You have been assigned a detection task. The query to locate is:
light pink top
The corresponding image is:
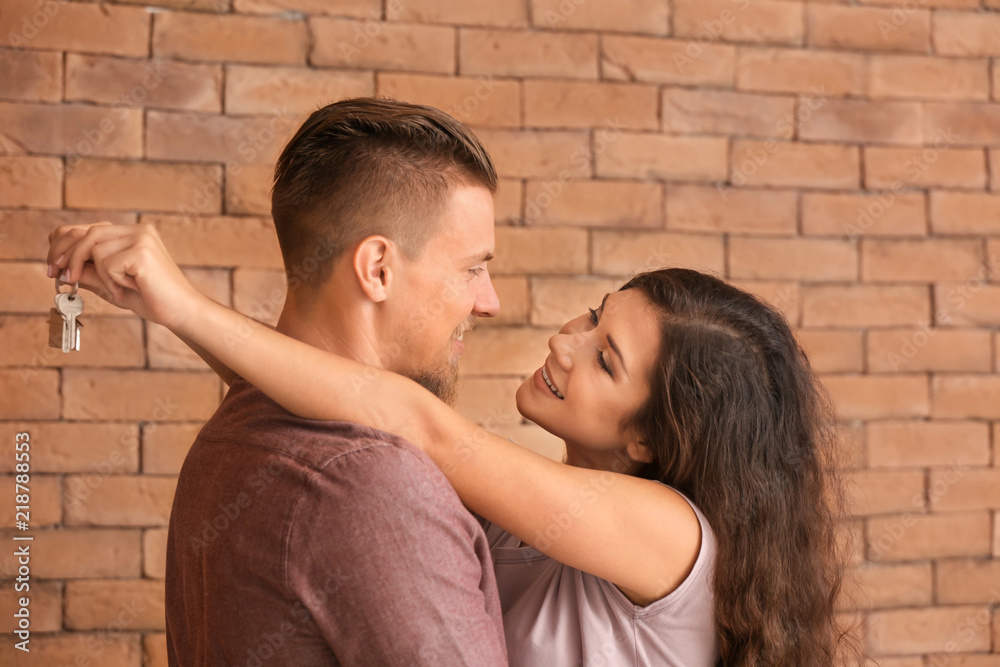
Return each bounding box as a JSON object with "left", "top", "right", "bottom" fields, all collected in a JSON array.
[{"left": 485, "top": 489, "right": 719, "bottom": 666}]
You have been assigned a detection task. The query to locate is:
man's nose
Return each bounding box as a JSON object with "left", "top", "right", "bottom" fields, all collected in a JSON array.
[{"left": 473, "top": 272, "right": 500, "bottom": 318}]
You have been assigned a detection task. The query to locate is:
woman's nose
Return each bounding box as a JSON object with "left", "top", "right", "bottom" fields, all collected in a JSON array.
[{"left": 548, "top": 331, "right": 582, "bottom": 371}]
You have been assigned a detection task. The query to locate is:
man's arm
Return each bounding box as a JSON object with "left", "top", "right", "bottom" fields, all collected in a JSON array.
[{"left": 285, "top": 442, "right": 507, "bottom": 666}]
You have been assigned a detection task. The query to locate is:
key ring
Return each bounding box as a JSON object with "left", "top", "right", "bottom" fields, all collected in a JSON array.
[{"left": 55, "top": 277, "right": 79, "bottom": 300}]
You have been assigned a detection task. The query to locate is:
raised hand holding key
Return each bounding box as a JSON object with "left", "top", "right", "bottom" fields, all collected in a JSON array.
[{"left": 48, "top": 279, "right": 84, "bottom": 353}]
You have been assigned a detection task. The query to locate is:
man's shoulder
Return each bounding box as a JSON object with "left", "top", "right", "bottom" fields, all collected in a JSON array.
[{"left": 197, "top": 376, "right": 425, "bottom": 471}]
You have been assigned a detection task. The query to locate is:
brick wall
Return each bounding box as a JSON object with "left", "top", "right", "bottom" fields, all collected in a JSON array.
[{"left": 0, "top": 0, "right": 999, "bottom": 663}]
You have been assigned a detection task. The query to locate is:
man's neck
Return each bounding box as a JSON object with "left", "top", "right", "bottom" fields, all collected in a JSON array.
[{"left": 275, "top": 299, "right": 385, "bottom": 370}]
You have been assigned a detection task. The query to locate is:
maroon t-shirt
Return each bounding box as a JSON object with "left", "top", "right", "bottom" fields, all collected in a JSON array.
[{"left": 165, "top": 377, "right": 507, "bottom": 666}]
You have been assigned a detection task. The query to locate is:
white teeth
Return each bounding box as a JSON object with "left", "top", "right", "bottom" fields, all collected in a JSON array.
[
  {"left": 456, "top": 331, "right": 464, "bottom": 341},
  {"left": 541, "top": 366, "right": 564, "bottom": 400}
]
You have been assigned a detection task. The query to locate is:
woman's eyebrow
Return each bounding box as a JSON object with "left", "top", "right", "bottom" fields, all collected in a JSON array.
[{"left": 598, "top": 293, "right": 628, "bottom": 376}]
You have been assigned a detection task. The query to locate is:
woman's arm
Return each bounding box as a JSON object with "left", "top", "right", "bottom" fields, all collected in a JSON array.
[{"left": 48, "top": 223, "right": 701, "bottom": 604}]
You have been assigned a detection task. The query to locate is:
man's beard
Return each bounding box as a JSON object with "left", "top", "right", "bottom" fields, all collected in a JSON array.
[{"left": 412, "top": 361, "right": 459, "bottom": 406}]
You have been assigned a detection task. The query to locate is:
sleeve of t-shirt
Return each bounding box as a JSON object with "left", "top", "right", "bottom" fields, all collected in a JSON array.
[{"left": 284, "top": 440, "right": 507, "bottom": 666}]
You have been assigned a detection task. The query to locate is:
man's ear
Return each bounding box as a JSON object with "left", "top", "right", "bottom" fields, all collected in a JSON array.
[{"left": 352, "top": 235, "right": 394, "bottom": 303}]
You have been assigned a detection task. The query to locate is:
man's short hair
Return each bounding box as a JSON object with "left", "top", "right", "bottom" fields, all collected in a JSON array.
[{"left": 271, "top": 97, "right": 498, "bottom": 290}]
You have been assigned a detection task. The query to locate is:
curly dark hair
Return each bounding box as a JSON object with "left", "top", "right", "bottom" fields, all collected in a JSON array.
[{"left": 620, "top": 268, "right": 861, "bottom": 666}]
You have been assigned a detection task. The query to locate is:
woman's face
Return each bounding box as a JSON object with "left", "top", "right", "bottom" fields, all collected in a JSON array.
[{"left": 515, "top": 288, "right": 663, "bottom": 471}]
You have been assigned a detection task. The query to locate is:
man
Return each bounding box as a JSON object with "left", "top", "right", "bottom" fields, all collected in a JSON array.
[{"left": 50, "top": 98, "right": 507, "bottom": 665}]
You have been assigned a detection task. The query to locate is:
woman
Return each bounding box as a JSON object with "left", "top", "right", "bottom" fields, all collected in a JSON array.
[{"left": 48, "top": 223, "right": 859, "bottom": 666}]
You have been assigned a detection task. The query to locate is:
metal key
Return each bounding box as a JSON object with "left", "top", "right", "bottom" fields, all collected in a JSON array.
[{"left": 54, "top": 292, "right": 84, "bottom": 353}]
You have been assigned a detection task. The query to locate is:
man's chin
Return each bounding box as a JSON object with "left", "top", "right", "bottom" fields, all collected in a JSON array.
[{"left": 412, "top": 363, "right": 459, "bottom": 406}]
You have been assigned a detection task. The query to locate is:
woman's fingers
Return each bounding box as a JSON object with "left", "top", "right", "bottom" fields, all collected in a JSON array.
[{"left": 48, "top": 222, "right": 138, "bottom": 282}]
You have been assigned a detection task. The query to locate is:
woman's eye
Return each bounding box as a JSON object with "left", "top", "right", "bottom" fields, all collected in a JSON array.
[
  {"left": 588, "top": 307, "right": 599, "bottom": 325},
  {"left": 597, "top": 350, "right": 612, "bottom": 376}
]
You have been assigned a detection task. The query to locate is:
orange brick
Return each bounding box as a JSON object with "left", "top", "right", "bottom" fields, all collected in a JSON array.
[
  {"left": 65, "top": 475, "right": 177, "bottom": 527},
  {"left": 992, "top": 150, "right": 1000, "bottom": 190},
  {"left": 863, "top": 239, "right": 984, "bottom": 283},
  {"left": 146, "top": 110, "right": 301, "bottom": 165},
  {"left": 731, "top": 140, "right": 859, "bottom": 189},
  {"left": 529, "top": 277, "right": 619, "bottom": 327},
  {"left": 1, "top": 315, "right": 144, "bottom": 368},
  {"left": 224, "top": 163, "right": 272, "bottom": 216},
  {"left": 592, "top": 231, "right": 725, "bottom": 277},
  {"left": 0, "top": 474, "right": 60, "bottom": 526},
  {"left": 802, "top": 286, "right": 929, "bottom": 328},
  {"left": 153, "top": 11, "right": 306, "bottom": 65},
  {"left": 65, "top": 579, "right": 165, "bottom": 631},
  {"left": 831, "top": 422, "right": 865, "bottom": 470},
  {"left": 462, "top": 326, "right": 552, "bottom": 375},
  {"left": 0, "top": 156, "right": 61, "bottom": 208},
  {"left": 31, "top": 528, "right": 142, "bottom": 578},
  {"left": 934, "top": 11, "right": 1000, "bottom": 56},
  {"left": 864, "top": 146, "right": 987, "bottom": 189},
  {"left": 475, "top": 129, "right": 590, "bottom": 179},
  {"left": 489, "top": 276, "right": 529, "bottom": 326},
  {"left": 924, "top": 102, "right": 1000, "bottom": 145},
  {"left": 0, "top": 581, "right": 60, "bottom": 633},
  {"left": 454, "top": 376, "right": 524, "bottom": 428},
  {"left": 673, "top": 0, "right": 803, "bottom": 45},
  {"left": 801, "top": 99, "right": 922, "bottom": 145},
  {"left": 531, "top": 0, "right": 669, "bottom": 34},
  {"left": 233, "top": 268, "right": 286, "bottom": 327},
  {"left": 378, "top": 73, "right": 520, "bottom": 128},
  {"left": 0, "top": 261, "right": 63, "bottom": 313},
  {"left": 0, "top": 48, "right": 61, "bottom": 102},
  {"left": 225, "top": 65, "right": 371, "bottom": 116},
  {"left": 838, "top": 518, "right": 865, "bottom": 565},
  {"left": 144, "top": 528, "right": 168, "bottom": 579},
  {"left": 844, "top": 469, "right": 925, "bottom": 515},
  {"left": 66, "top": 55, "right": 222, "bottom": 113},
  {"left": 802, "top": 192, "right": 926, "bottom": 238},
  {"left": 0, "top": 210, "right": 136, "bottom": 260},
  {"left": 729, "top": 281, "right": 799, "bottom": 325},
  {"left": 459, "top": 29, "right": 598, "bottom": 79},
  {"left": 62, "top": 369, "right": 220, "bottom": 421},
  {"left": 934, "top": 376, "right": 1000, "bottom": 419},
  {"left": 389, "top": 0, "right": 526, "bottom": 27},
  {"left": 310, "top": 18, "right": 454, "bottom": 74},
  {"left": 871, "top": 512, "right": 992, "bottom": 562},
  {"left": 494, "top": 178, "right": 523, "bottom": 225},
  {"left": 868, "top": 55, "right": 990, "bottom": 101},
  {"left": 145, "top": 214, "right": 283, "bottom": 268},
  {"left": 234, "top": 0, "right": 376, "bottom": 14},
  {"left": 868, "top": 328, "right": 991, "bottom": 373},
  {"left": 936, "top": 559, "right": 1000, "bottom": 604},
  {"left": 736, "top": 47, "right": 865, "bottom": 96},
  {"left": 144, "top": 633, "right": 168, "bottom": 667},
  {"left": 598, "top": 133, "right": 728, "bottom": 181},
  {"left": 821, "top": 375, "right": 929, "bottom": 420},
  {"left": 795, "top": 330, "right": 864, "bottom": 373},
  {"left": 147, "top": 323, "right": 208, "bottom": 370},
  {"left": 524, "top": 180, "right": 662, "bottom": 228},
  {"left": 66, "top": 160, "right": 223, "bottom": 214},
  {"left": 868, "top": 605, "right": 991, "bottom": 654},
  {"left": 0, "top": 633, "right": 140, "bottom": 667},
  {"left": 492, "top": 227, "right": 588, "bottom": 275},
  {"left": 931, "top": 468, "right": 1000, "bottom": 511},
  {"left": 524, "top": 81, "right": 658, "bottom": 131},
  {"left": 0, "top": 421, "right": 140, "bottom": 474},
  {"left": 602, "top": 35, "right": 735, "bottom": 87},
  {"left": 142, "top": 422, "right": 202, "bottom": 476},
  {"left": 728, "top": 237, "right": 857, "bottom": 281},
  {"left": 667, "top": 185, "right": 796, "bottom": 235},
  {"left": 661, "top": 87, "right": 795, "bottom": 138},
  {"left": 867, "top": 420, "right": 990, "bottom": 468},
  {"left": 0, "top": 368, "right": 58, "bottom": 419},
  {"left": 844, "top": 563, "right": 932, "bottom": 610},
  {"left": 0, "top": 101, "right": 143, "bottom": 159},
  {"left": 806, "top": 5, "right": 930, "bottom": 52},
  {"left": 0, "top": 0, "right": 149, "bottom": 57},
  {"left": 931, "top": 192, "right": 1000, "bottom": 234}
]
